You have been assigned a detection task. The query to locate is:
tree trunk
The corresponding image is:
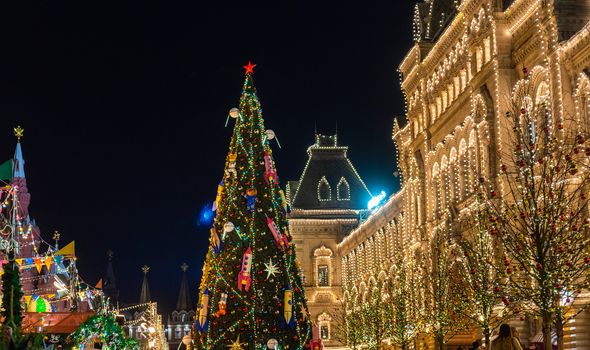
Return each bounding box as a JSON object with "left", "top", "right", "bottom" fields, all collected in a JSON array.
[
  {"left": 555, "top": 315, "right": 564, "bottom": 350},
  {"left": 542, "top": 312, "right": 553, "bottom": 350},
  {"left": 483, "top": 325, "right": 491, "bottom": 350},
  {"left": 436, "top": 333, "right": 444, "bottom": 350}
]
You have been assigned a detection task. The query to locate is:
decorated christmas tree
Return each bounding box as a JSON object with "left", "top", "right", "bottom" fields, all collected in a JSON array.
[{"left": 194, "top": 63, "right": 311, "bottom": 350}]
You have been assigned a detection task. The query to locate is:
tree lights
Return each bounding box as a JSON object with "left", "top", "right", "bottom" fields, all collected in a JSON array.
[{"left": 194, "top": 65, "right": 311, "bottom": 349}]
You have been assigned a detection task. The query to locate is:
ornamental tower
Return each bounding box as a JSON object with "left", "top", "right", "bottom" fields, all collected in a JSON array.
[{"left": 167, "top": 263, "right": 194, "bottom": 349}]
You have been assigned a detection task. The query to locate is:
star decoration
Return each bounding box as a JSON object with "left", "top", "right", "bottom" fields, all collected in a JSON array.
[
  {"left": 227, "top": 335, "right": 245, "bottom": 350},
  {"left": 264, "top": 258, "right": 278, "bottom": 278},
  {"left": 243, "top": 61, "right": 256, "bottom": 74}
]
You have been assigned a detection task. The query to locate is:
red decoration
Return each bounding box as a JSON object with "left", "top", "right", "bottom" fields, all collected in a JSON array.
[{"left": 243, "top": 61, "right": 256, "bottom": 74}]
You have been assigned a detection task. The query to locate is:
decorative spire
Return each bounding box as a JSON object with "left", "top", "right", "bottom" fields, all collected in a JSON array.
[
  {"left": 103, "top": 250, "right": 119, "bottom": 304},
  {"left": 12, "top": 126, "right": 25, "bottom": 179},
  {"left": 176, "top": 263, "right": 192, "bottom": 311},
  {"left": 140, "top": 265, "right": 151, "bottom": 303},
  {"left": 53, "top": 230, "right": 61, "bottom": 250},
  {"left": 13, "top": 125, "right": 24, "bottom": 140}
]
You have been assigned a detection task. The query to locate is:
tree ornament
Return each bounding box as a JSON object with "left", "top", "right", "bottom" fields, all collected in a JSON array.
[
  {"left": 210, "top": 228, "right": 223, "bottom": 255},
  {"left": 283, "top": 287, "right": 295, "bottom": 328},
  {"left": 243, "top": 61, "right": 256, "bottom": 74},
  {"left": 237, "top": 247, "right": 253, "bottom": 291},
  {"left": 229, "top": 107, "right": 240, "bottom": 119},
  {"left": 225, "top": 153, "right": 238, "bottom": 178},
  {"left": 213, "top": 179, "right": 224, "bottom": 211},
  {"left": 244, "top": 189, "right": 257, "bottom": 212},
  {"left": 195, "top": 288, "right": 210, "bottom": 332},
  {"left": 267, "top": 339, "right": 279, "bottom": 349},
  {"left": 263, "top": 151, "right": 278, "bottom": 184},
  {"left": 267, "top": 216, "right": 289, "bottom": 249},
  {"left": 224, "top": 221, "right": 235, "bottom": 233},
  {"left": 216, "top": 292, "right": 228, "bottom": 317},
  {"left": 228, "top": 335, "right": 246, "bottom": 350},
  {"left": 264, "top": 258, "right": 279, "bottom": 278}
]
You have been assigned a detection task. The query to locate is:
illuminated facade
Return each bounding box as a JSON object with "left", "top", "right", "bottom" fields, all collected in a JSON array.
[
  {"left": 338, "top": 0, "right": 590, "bottom": 348},
  {"left": 287, "top": 134, "right": 372, "bottom": 348}
]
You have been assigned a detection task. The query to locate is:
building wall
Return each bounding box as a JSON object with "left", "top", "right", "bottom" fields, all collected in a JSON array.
[
  {"left": 289, "top": 212, "right": 360, "bottom": 348},
  {"left": 336, "top": 0, "right": 590, "bottom": 349}
]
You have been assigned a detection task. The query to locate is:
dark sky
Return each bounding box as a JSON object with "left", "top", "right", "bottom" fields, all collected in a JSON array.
[{"left": 0, "top": 0, "right": 414, "bottom": 315}]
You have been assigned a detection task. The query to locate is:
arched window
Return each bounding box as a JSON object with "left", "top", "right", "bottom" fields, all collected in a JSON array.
[
  {"left": 318, "top": 176, "right": 331, "bottom": 201},
  {"left": 337, "top": 177, "right": 350, "bottom": 201},
  {"left": 314, "top": 246, "right": 333, "bottom": 287},
  {"left": 318, "top": 313, "right": 332, "bottom": 340}
]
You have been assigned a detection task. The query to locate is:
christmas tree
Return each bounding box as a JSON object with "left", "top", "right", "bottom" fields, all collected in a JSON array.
[{"left": 195, "top": 62, "right": 311, "bottom": 350}]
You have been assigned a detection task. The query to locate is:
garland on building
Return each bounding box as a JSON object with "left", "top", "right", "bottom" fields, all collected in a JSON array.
[{"left": 194, "top": 63, "right": 311, "bottom": 349}]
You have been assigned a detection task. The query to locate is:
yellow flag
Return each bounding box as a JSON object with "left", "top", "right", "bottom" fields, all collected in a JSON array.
[
  {"left": 55, "top": 241, "right": 75, "bottom": 257},
  {"left": 15, "top": 258, "right": 24, "bottom": 266},
  {"left": 24, "top": 295, "right": 32, "bottom": 305}
]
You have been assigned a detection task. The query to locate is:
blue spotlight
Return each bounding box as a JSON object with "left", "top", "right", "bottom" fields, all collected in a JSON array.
[
  {"left": 367, "top": 191, "right": 386, "bottom": 211},
  {"left": 198, "top": 202, "right": 215, "bottom": 227}
]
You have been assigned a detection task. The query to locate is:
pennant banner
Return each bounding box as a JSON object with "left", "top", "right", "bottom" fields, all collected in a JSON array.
[{"left": 55, "top": 241, "right": 75, "bottom": 257}]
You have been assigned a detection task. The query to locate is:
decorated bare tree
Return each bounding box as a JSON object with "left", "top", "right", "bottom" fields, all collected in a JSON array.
[
  {"left": 361, "top": 276, "right": 389, "bottom": 350},
  {"left": 423, "top": 232, "right": 469, "bottom": 350},
  {"left": 334, "top": 288, "right": 365, "bottom": 350},
  {"left": 478, "top": 68, "right": 590, "bottom": 350},
  {"left": 383, "top": 259, "right": 421, "bottom": 350},
  {"left": 453, "top": 208, "right": 512, "bottom": 350}
]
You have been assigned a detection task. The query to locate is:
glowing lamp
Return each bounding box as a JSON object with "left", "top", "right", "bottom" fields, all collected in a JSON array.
[{"left": 367, "top": 191, "right": 386, "bottom": 210}]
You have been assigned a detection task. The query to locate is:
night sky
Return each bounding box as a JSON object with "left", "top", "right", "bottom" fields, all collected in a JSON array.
[{"left": 0, "top": 1, "right": 414, "bottom": 315}]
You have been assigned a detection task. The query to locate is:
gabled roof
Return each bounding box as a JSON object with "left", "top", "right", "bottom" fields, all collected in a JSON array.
[
  {"left": 413, "top": 0, "right": 459, "bottom": 42},
  {"left": 289, "top": 134, "right": 371, "bottom": 210}
]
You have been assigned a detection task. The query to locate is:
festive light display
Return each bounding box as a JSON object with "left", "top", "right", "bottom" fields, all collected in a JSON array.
[
  {"left": 195, "top": 65, "right": 311, "bottom": 349},
  {"left": 454, "top": 204, "right": 511, "bottom": 350},
  {"left": 71, "top": 311, "right": 138, "bottom": 349},
  {"left": 476, "top": 68, "right": 590, "bottom": 350}
]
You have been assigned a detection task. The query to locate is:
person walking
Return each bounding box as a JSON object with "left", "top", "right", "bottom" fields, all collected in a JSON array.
[{"left": 492, "top": 324, "right": 523, "bottom": 350}]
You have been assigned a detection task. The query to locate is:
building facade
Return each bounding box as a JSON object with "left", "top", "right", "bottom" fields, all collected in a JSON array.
[
  {"left": 337, "top": 0, "right": 590, "bottom": 349},
  {"left": 287, "top": 134, "right": 372, "bottom": 348}
]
